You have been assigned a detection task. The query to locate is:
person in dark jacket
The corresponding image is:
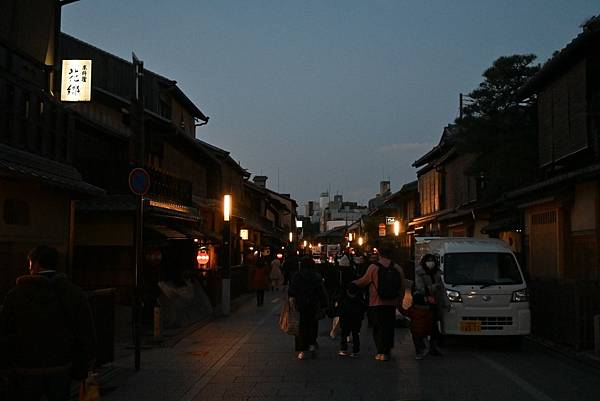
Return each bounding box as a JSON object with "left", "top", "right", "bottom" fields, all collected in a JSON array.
[
  {"left": 337, "top": 282, "right": 366, "bottom": 357},
  {"left": 0, "top": 245, "right": 96, "bottom": 401},
  {"left": 412, "top": 253, "right": 449, "bottom": 359},
  {"left": 288, "top": 257, "right": 328, "bottom": 360},
  {"left": 251, "top": 259, "right": 270, "bottom": 307}
]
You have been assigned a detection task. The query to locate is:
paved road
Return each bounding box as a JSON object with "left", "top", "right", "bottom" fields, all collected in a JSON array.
[{"left": 101, "top": 291, "right": 600, "bottom": 401}]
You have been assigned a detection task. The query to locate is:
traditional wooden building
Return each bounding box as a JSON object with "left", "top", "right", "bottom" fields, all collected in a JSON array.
[
  {"left": 0, "top": 4, "right": 103, "bottom": 300},
  {"left": 410, "top": 125, "right": 488, "bottom": 237},
  {"left": 505, "top": 17, "right": 600, "bottom": 350},
  {"left": 58, "top": 34, "right": 218, "bottom": 307}
]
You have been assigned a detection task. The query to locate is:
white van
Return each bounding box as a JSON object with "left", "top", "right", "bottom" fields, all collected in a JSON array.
[{"left": 415, "top": 237, "right": 530, "bottom": 339}]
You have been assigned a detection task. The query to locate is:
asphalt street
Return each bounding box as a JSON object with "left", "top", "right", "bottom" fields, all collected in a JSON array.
[{"left": 100, "top": 291, "right": 600, "bottom": 401}]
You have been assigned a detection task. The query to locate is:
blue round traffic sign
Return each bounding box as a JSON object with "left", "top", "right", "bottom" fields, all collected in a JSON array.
[{"left": 129, "top": 168, "right": 151, "bottom": 196}]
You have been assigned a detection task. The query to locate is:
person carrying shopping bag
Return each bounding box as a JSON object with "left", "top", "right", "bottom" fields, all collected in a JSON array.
[
  {"left": 288, "top": 257, "right": 328, "bottom": 360},
  {"left": 412, "top": 253, "right": 449, "bottom": 359}
]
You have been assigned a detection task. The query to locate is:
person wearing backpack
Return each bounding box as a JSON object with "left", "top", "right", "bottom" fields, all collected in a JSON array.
[
  {"left": 353, "top": 243, "right": 405, "bottom": 361},
  {"left": 0, "top": 245, "right": 96, "bottom": 401},
  {"left": 288, "top": 256, "right": 328, "bottom": 359}
]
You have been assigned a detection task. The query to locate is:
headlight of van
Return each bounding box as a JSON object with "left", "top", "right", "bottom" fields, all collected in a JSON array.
[
  {"left": 446, "top": 289, "right": 462, "bottom": 303},
  {"left": 511, "top": 289, "right": 529, "bottom": 302}
]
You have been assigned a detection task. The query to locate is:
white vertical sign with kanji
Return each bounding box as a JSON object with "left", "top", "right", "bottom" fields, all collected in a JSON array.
[{"left": 60, "top": 60, "right": 92, "bottom": 102}]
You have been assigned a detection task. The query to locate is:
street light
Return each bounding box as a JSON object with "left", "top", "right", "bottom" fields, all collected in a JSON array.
[
  {"left": 358, "top": 237, "right": 364, "bottom": 247},
  {"left": 394, "top": 220, "right": 400, "bottom": 236},
  {"left": 289, "top": 231, "right": 293, "bottom": 243},
  {"left": 223, "top": 194, "right": 231, "bottom": 222},
  {"left": 222, "top": 194, "right": 232, "bottom": 315}
]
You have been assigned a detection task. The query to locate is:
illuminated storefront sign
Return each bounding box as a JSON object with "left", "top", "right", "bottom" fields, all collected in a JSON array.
[
  {"left": 61, "top": 60, "right": 92, "bottom": 102},
  {"left": 240, "top": 229, "right": 249, "bottom": 240}
]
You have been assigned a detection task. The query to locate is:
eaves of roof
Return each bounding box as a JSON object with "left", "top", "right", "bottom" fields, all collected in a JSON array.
[
  {"left": 412, "top": 126, "right": 458, "bottom": 168},
  {"left": 61, "top": 33, "right": 209, "bottom": 122},
  {"left": 263, "top": 186, "right": 298, "bottom": 208},
  {"left": 518, "top": 16, "right": 600, "bottom": 98},
  {"left": 194, "top": 139, "right": 249, "bottom": 177},
  {"left": 0, "top": 144, "right": 104, "bottom": 196}
]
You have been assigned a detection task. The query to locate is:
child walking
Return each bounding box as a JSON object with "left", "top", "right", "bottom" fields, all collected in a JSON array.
[{"left": 338, "top": 283, "right": 367, "bottom": 357}]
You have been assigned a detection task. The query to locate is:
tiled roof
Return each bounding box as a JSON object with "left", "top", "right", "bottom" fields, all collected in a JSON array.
[
  {"left": 518, "top": 15, "right": 600, "bottom": 97},
  {"left": 0, "top": 144, "right": 104, "bottom": 195}
]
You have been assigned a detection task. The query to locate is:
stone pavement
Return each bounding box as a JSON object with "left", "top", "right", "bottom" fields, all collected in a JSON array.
[
  {"left": 99, "top": 290, "right": 424, "bottom": 401},
  {"left": 98, "top": 290, "right": 600, "bottom": 401}
]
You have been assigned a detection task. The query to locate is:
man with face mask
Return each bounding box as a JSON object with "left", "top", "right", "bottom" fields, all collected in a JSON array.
[{"left": 412, "top": 253, "right": 448, "bottom": 360}]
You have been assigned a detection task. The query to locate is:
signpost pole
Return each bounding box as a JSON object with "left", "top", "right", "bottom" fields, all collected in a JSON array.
[
  {"left": 134, "top": 195, "right": 143, "bottom": 371},
  {"left": 129, "top": 168, "right": 149, "bottom": 371},
  {"left": 132, "top": 53, "right": 145, "bottom": 371}
]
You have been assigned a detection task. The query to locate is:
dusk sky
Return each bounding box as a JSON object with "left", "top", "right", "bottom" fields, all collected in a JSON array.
[{"left": 62, "top": 1, "right": 598, "bottom": 210}]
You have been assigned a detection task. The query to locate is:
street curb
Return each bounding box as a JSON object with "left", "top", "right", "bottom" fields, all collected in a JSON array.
[{"left": 525, "top": 336, "right": 600, "bottom": 370}]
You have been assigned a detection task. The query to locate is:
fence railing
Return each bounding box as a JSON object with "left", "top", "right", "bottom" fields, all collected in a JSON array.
[{"left": 529, "top": 279, "right": 600, "bottom": 351}]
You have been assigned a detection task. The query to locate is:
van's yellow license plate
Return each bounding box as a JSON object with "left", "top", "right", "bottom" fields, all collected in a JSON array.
[{"left": 460, "top": 321, "right": 481, "bottom": 332}]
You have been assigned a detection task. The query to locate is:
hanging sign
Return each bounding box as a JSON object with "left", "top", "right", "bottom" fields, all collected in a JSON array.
[
  {"left": 61, "top": 60, "right": 92, "bottom": 102},
  {"left": 379, "top": 223, "right": 386, "bottom": 237},
  {"left": 386, "top": 216, "right": 396, "bottom": 225},
  {"left": 240, "top": 229, "right": 249, "bottom": 240}
]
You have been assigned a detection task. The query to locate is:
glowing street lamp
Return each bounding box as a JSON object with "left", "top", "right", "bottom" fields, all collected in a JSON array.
[
  {"left": 223, "top": 194, "right": 231, "bottom": 222},
  {"left": 393, "top": 220, "right": 400, "bottom": 236},
  {"left": 222, "top": 194, "right": 232, "bottom": 315},
  {"left": 358, "top": 237, "right": 364, "bottom": 247},
  {"left": 289, "top": 231, "right": 293, "bottom": 243}
]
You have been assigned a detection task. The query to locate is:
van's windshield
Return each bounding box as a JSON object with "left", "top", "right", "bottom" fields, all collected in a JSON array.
[{"left": 443, "top": 252, "right": 523, "bottom": 286}]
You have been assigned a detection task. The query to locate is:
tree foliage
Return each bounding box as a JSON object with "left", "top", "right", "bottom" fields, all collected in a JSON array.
[{"left": 456, "top": 54, "right": 540, "bottom": 200}]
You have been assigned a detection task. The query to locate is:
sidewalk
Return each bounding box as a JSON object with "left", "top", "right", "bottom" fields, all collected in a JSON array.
[
  {"left": 97, "top": 290, "right": 422, "bottom": 401},
  {"left": 525, "top": 336, "right": 600, "bottom": 370}
]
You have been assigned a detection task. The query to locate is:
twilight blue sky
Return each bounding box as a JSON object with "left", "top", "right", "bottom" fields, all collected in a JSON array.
[{"left": 62, "top": 0, "right": 598, "bottom": 209}]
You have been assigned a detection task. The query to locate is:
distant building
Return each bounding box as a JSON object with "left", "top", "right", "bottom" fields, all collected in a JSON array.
[
  {"left": 302, "top": 192, "right": 367, "bottom": 238},
  {"left": 368, "top": 181, "right": 392, "bottom": 211}
]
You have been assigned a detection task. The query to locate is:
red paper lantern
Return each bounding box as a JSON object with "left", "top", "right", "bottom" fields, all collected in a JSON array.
[{"left": 197, "top": 249, "right": 210, "bottom": 266}]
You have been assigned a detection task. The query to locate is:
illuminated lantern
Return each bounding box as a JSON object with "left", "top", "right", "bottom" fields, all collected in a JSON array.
[
  {"left": 197, "top": 248, "right": 210, "bottom": 267},
  {"left": 276, "top": 252, "right": 283, "bottom": 259}
]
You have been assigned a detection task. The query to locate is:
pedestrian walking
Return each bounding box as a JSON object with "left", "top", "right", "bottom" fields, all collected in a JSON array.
[
  {"left": 336, "top": 253, "right": 366, "bottom": 356},
  {"left": 269, "top": 257, "right": 284, "bottom": 291},
  {"left": 0, "top": 245, "right": 96, "bottom": 401},
  {"left": 282, "top": 252, "right": 297, "bottom": 286},
  {"left": 288, "top": 256, "right": 328, "bottom": 360},
  {"left": 251, "top": 259, "right": 270, "bottom": 307},
  {"left": 353, "top": 244, "right": 405, "bottom": 361},
  {"left": 412, "top": 253, "right": 448, "bottom": 359}
]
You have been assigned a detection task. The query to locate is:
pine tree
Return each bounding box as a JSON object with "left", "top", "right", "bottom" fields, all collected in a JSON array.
[{"left": 456, "top": 54, "right": 540, "bottom": 200}]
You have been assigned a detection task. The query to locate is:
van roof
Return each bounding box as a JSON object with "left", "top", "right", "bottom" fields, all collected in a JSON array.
[{"left": 416, "top": 237, "right": 512, "bottom": 254}]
